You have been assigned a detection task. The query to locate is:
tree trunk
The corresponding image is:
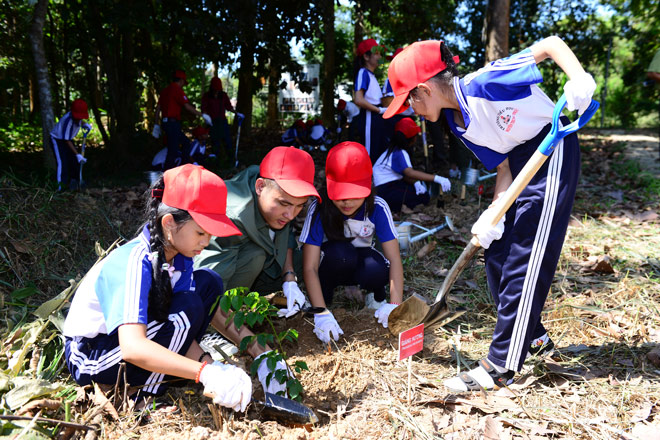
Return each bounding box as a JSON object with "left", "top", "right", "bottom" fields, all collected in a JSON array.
[
  {"left": 321, "top": 0, "right": 336, "bottom": 127},
  {"left": 236, "top": 41, "right": 254, "bottom": 134},
  {"left": 353, "top": 0, "right": 365, "bottom": 50},
  {"left": 482, "top": 0, "right": 510, "bottom": 63},
  {"left": 266, "top": 62, "right": 280, "bottom": 129},
  {"left": 28, "top": 0, "right": 55, "bottom": 169}
]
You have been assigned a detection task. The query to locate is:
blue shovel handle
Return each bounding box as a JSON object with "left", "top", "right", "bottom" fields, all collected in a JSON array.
[{"left": 537, "top": 94, "right": 600, "bottom": 156}]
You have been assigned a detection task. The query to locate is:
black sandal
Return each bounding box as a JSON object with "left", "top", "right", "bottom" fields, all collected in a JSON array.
[
  {"left": 478, "top": 358, "right": 515, "bottom": 389},
  {"left": 457, "top": 372, "right": 483, "bottom": 391}
]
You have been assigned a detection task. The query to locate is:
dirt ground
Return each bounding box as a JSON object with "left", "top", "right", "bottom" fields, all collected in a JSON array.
[{"left": 1, "top": 129, "right": 660, "bottom": 440}]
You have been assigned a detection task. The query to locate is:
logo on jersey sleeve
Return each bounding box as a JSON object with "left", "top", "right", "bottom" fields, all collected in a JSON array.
[{"left": 496, "top": 107, "right": 519, "bottom": 132}]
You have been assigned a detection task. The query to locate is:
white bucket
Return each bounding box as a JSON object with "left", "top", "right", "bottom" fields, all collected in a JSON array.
[
  {"left": 395, "top": 222, "right": 412, "bottom": 254},
  {"left": 464, "top": 167, "right": 479, "bottom": 186}
]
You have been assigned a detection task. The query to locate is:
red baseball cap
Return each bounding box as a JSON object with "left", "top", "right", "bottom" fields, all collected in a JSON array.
[
  {"left": 211, "top": 77, "right": 223, "bottom": 91},
  {"left": 325, "top": 142, "right": 372, "bottom": 200},
  {"left": 337, "top": 99, "right": 346, "bottom": 111},
  {"left": 386, "top": 47, "right": 404, "bottom": 61},
  {"left": 357, "top": 38, "right": 381, "bottom": 57},
  {"left": 260, "top": 146, "right": 320, "bottom": 201},
  {"left": 192, "top": 126, "right": 209, "bottom": 138},
  {"left": 162, "top": 164, "right": 241, "bottom": 237},
  {"left": 71, "top": 99, "right": 89, "bottom": 120},
  {"left": 174, "top": 69, "right": 187, "bottom": 81},
  {"left": 383, "top": 40, "right": 460, "bottom": 119},
  {"left": 395, "top": 117, "right": 421, "bottom": 139}
]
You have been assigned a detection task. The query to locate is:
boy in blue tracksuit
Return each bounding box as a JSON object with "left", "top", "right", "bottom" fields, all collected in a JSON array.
[
  {"left": 50, "top": 99, "right": 91, "bottom": 190},
  {"left": 384, "top": 37, "right": 596, "bottom": 391}
]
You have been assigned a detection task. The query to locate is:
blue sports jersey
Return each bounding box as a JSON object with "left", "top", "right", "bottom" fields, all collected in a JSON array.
[
  {"left": 354, "top": 68, "right": 383, "bottom": 106},
  {"left": 50, "top": 112, "right": 82, "bottom": 141},
  {"left": 445, "top": 49, "right": 556, "bottom": 170},
  {"left": 300, "top": 197, "right": 397, "bottom": 248},
  {"left": 373, "top": 149, "right": 412, "bottom": 186},
  {"left": 63, "top": 227, "right": 195, "bottom": 338}
]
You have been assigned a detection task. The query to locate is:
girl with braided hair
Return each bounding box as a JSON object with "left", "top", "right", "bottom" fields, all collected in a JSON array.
[{"left": 64, "top": 165, "right": 284, "bottom": 413}]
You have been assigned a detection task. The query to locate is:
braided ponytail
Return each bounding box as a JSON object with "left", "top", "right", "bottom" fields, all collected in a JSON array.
[{"left": 144, "top": 176, "right": 192, "bottom": 322}]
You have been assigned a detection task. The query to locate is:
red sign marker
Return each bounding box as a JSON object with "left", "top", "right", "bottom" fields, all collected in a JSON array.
[{"left": 398, "top": 323, "right": 424, "bottom": 361}]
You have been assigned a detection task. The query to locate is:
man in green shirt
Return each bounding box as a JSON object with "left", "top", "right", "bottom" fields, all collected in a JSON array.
[
  {"left": 195, "top": 146, "right": 320, "bottom": 317},
  {"left": 647, "top": 48, "right": 660, "bottom": 160}
]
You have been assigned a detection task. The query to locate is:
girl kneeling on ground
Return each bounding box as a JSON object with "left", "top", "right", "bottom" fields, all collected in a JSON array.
[
  {"left": 373, "top": 117, "right": 452, "bottom": 213},
  {"left": 300, "top": 141, "right": 404, "bottom": 344},
  {"left": 64, "top": 164, "right": 286, "bottom": 413}
]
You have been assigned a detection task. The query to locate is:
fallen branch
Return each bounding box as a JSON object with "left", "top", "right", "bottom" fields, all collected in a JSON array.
[{"left": 0, "top": 414, "right": 96, "bottom": 431}]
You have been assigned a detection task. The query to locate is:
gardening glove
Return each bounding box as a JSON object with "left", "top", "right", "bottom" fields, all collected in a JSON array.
[
  {"left": 82, "top": 122, "right": 92, "bottom": 132},
  {"left": 563, "top": 72, "right": 596, "bottom": 115},
  {"left": 200, "top": 362, "right": 252, "bottom": 412},
  {"left": 434, "top": 175, "right": 451, "bottom": 192},
  {"left": 471, "top": 209, "right": 506, "bottom": 250},
  {"left": 313, "top": 310, "right": 344, "bottom": 344},
  {"left": 152, "top": 124, "right": 161, "bottom": 138},
  {"left": 277, "top": 281, "right": 306, "bottom": 318},
  {"left": 255, "top": 351, "right": 289, "bottom": 397},
  {"left": 414, "top": 181, "right": 427, "bottom": 195},
  {"left": 374, "top": 303, "right": 398, "bottom": 328},
  {"left": 377, "top": 107, "right": 387, "bottom": 115},
  {"left": 235, "top": 112, "right": 245, "bottom": 121},
  {"left": 202, "top": 113, "right": 213, "bottom": 126},
  {"left": 76, "top": 154, "right": 87, "bottom": 164}
]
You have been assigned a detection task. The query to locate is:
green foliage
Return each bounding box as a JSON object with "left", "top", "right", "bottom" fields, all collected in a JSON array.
[
  {"left": 0, "top": 122, "right": 42, "bottom": 153},
  {"left": 219, "top": 287, "right": 308, "bottom": 400}
]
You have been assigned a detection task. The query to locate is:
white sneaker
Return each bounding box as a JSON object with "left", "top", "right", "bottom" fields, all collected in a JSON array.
[
  {"left": 364, "top": 292, "right": 385, "bottom": 310},
  {"left": 199, "top": 332, "right": 239, "bottom": 359}
]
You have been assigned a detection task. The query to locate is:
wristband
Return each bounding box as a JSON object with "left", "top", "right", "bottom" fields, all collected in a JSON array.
[
  {"left": 195, "top": 361, "right": 208, "bottom": 383},
  {"left": 283, "top": 270, "right": 297, "bottom": 281},
  {"left": 390, "top": 302, "right": 401, "bottom": 306},
  {"left": 198, "top": 352, "right": 211, "bottom": 363}
]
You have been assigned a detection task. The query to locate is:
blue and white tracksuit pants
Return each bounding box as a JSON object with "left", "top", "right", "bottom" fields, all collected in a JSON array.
[
  {"left": 485, "top": 117, "right": 579, "bottom": 372},
  {"left": 65, "top": 269, "right": 223, "bottom": 397}
]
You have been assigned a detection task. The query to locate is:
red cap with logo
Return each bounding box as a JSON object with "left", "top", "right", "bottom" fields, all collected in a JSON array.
[
  {"left": 337, "top": 99, "right": 347, "bottom": 111},
  {"left": 260, "top": 146, "right": 320, "bottom": 201},
  {"left": 174, "top": 69, "right": 187, "bottom": 81},
  {"left": 211, "top": 77, "right": 223, "bottom": 92},
  {"left": 394, "top": 117, "right": 421, "bottom": 139},
  {"left": 357, "top": 38, "right": 381, "bottom": 57},
  {"left": 325, "top": 142, "right": 372, "bottom": 200},
  {"left": 383, "top": 40, "right": 460, "bottom": 119},
  {"left": 71, "top": 99, "right": 89, "bottom": 120},
  {"left": 162, "top": 164, "right": 241, "bottom": 237}
]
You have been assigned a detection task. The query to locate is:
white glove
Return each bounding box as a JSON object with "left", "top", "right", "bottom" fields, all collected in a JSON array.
[
  {"left": 255, "top": 351, "right": 289, "bottom": 397},
  {"left": 200, "top": 362, "right": 252, "bottom": 412},
  {"left": 235, "top": 112, "right": 245, "bottom": 120},
  {"left": 471, "top": 209, "right": 506, "bottom": 249},
  {"left": 152, "top": 124, "right": 161, "bottom": 139},
  {"left": 277, "top": 281, "right": 306, "bottom": 318},
  {"left": 377, "top": 107, "right": 387, "bottom": 115},
  {"left": 82, "top": 122, "right": 92, "bottom": 132},
  {"left": 313, "top": 310, "right": 344, "bottom": 344},
  {"left": 433, "top": 175, "right": 451, "bottom": 192},
  {"left": 374, "top": 303, "right": 398, "bottom": 328},
  {"left": 414, "top": 181, "right": 427, "bottom": 195},
  {"left": 563, "top": 72, "right": 596, "bottom": 115},
  {"left": 76, "top": 154, "right": 87, "bottom": 164},
  {"left": 202, "top": 113, "right": 213, "bottom": 126}
]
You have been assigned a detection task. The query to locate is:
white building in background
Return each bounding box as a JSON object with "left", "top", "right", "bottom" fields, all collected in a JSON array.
[{"left": 278, "top": 64, "right": 320, "bottom": 115}]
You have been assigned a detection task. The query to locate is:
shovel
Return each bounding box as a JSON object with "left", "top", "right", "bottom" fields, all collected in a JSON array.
[
  {"left": 78, "top": 126, "right": 90, "bottom": 189},
  {"left": 205, "top": 391, "right": 318, "bottom": 425},
  {"left": 234, "top": 113, "right": 244, "bottom": 168},
  {"left": 388, "top": 95, "right": 600, "bottom": 336}
]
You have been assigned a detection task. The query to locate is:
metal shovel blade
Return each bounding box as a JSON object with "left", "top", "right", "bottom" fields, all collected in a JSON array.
[
  {"left": 387, "top": 293, "right": 430, "bottom": 336},
  {"left": 260, "top": 392, "right": 318, "bottom": 425}
]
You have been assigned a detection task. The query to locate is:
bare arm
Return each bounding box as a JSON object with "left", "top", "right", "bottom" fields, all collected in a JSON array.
[
  {"left": 184, "top": 102, "right": 203, "bottom": 117},
  {"left": 354, "top": 89, "right": 381, "bottom": 113},
  {"left": 529, "top": 36, "right": 588, "bottom": 80},
  {"left": 281, "top": 248, "right": 296, "bottom": 282},
  {"left": 381, "top": 239, "right": 404, "bottom": 304},
  {"left": 492, "top": 159, "right": 513, "bottom": 204},
  {"left": 647, "top": 71, "right": 660, "bottom": 83},
  {"left": 65, "top": 139, "right": 78, "bottom": 156},
  {"left": 210, "top": 307, "right": 269, "bottom": 358},
  {"left": 402, "top": 167, "right": 437, "bottom": 183},
  {"left": 302, "top": 244, "right": 327, "bottom": 309},
  {"left": 118, "top": 323, "right": 201, "bottom": 380}
]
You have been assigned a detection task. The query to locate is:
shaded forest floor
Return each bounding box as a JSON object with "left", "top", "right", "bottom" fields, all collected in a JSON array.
[{"left": 1, "top": 129, "right": 659, "bottom": 439}]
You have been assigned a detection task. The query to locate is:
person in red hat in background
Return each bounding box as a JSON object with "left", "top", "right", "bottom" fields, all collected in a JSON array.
[
  {"left": 201, "top": 76, "right": 243, "bottom": 162},
  {"left": 281, "top": 119, "right": 308, "bottom": 148},
  {"left": 300, "top": 142, "right": 404, "bottom": 344},
  {"left": 307, "top": 118, "right": 329, "bottom": 151},
  {"left": 353, "top": 38, "right": 389, "bottom": 163},
  {"left": 196, "top": 147, "right": 319, "bottom": 320},
  {"left": 188, "top": 126, "right": 211, "bottom": 166},
  {"left": 336, "top": 98, "right": 360, "bottom": 142},
  {"left": 49, "top": 98, "right": 92, "bottom": 190},
  {"left": 373, "top": 117, "right": 451, "bottom": 213},
  {"left": 384, "top": 38, "right": 596, "bottom": 392},
  {"left": 63, "top": 164, "right": 290, "bottom": 414},
  {"left": 153, "top": 70, "right": 213, "bottom": 170}
]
